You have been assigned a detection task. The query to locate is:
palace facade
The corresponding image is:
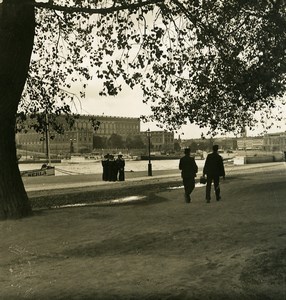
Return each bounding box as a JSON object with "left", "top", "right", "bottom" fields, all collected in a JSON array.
[
  {"left": 16, "top": 115, "right": 141, "bottom": 155},
  {"left": 236, "top": 137, "right": 264, "bottom": 150},
  {"left": 140, "top": 130, "right": 175, "bottom": 152},
  {"left": 263, "top": 132, "right": 286, "bottom": 152},
  {"left": 16, "top": 115, "right": 174, "bottom": 155}
]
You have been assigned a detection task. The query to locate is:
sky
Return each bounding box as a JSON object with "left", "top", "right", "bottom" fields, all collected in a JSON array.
[
  {"left": 71, "top": 82, "right": 212, "bottom": 139},
  {"left": 71, "top": 81, "right": 286, "bottom": 140}
]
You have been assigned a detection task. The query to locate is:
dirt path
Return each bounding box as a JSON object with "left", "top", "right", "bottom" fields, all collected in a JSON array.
[{"left": 0, "top": 164, "right": 285, "bottom": 299}]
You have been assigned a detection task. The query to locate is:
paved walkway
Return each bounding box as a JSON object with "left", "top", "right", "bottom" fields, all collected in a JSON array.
[{"left": 23, "top": 162, "right": 285, "bottom": 194}]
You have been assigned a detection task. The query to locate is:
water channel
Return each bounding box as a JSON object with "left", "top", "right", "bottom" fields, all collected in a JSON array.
[{"left": 19, "top": 158, "right": 206, "bottom": 176}]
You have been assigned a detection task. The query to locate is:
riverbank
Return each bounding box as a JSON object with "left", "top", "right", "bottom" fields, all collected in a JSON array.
[
  {"left": 25, "top": 162, "right": 284, "bottom": 209},
  {"left": 1, "top": 162, "right": 285, "bottom": 299}
]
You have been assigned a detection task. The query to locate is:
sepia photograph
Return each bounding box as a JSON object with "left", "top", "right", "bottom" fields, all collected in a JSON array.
[{"left": 0, "top": 0, "right": 285, "bottom": 299}]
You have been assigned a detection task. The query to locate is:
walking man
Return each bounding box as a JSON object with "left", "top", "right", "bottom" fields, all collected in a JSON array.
[
  {"left": 179, "top": 148, "right": 198, "bottom": 203},
  {"left": 203, "top": 145, "right": 225, "bottom": 203}
]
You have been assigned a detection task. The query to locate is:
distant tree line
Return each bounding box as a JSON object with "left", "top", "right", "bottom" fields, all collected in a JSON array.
[
  {"left": 93, "top": 134, "right": 145, "bottom": 149},
  {"left": 188, "top": 141, "right": 212, "bottom": 153}
]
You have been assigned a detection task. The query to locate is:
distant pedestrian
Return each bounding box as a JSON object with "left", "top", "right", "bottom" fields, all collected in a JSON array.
[
  {"left": 101, "top": 154, "right": 110, "bottom": 181},
  {"left": 203, "top": 145, "right": 225, "bottom": 203},
  {"left": 108, "top": 155, "right": 117, "bottom": 181},
  {"left": 179, "top": 148, "right": 198, "bottom": 203},
  {"left": 116, "top": 153, "right": 125, "bottom": 181}
]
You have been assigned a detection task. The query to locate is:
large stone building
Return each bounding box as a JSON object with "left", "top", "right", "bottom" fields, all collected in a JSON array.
[
  {"left": 237, "top": 137, "right": 264, "bottom": 150},
  {"left": 16, "top": 115, "right": 175, "bottom": 155},
  {"left": 140, "top": 130, "right": 175, "bottom": 152},
  {"left": 263, "top": 132, "right": 286, "bottom": 152},
  {"left": 16, "top": 115, "right": 141, "bottom": 155},
  {"left": 95, "top": 115, "right": 141, "bottom": 139}
]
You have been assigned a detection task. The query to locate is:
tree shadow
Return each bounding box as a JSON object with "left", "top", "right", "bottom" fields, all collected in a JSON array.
[{"left": 63, "top": 227, "right": 207, "bottom": 258}]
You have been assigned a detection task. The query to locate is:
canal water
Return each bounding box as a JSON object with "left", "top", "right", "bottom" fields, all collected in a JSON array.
[{"left": 19, "top": 159, "right": 206, "bottom": 176}]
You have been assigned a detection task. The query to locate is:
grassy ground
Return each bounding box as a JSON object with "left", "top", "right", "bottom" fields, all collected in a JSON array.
[{"left": 0, "top": 165, "right": 286, "bottom": 299}]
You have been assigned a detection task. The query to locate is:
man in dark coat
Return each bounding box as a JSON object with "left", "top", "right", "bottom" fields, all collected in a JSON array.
[
  {"left": 203, "top": 145, "right": 225, "bottom": 203},
  {"left": 108, "top": 155, "right": 118, "bottom": 181},
  {"left": 116, "top": 153, "right": 125, "bottom": 181},
  {"left": 179, "top": 148, "right": 198, "bottom": 203},
  {"left": 101, "top": 154, "right": 109, "bottom": 181}
]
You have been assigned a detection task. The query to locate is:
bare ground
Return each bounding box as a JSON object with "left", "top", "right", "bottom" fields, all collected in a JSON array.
[{"left": 0, "top": 164, "right": 285, "bottom": 300}]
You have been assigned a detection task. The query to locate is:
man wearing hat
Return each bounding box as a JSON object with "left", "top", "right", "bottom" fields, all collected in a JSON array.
[
  {"left": 116, "top": 152, "right": 125, "bottom": 181},
  {"left": 179, "top": 148, "right": 198, "bottom": 203},
  {"left": 101, "top": 154, "right": 110, "bottom": 181},
  {"left": 108, "top": 154, "right": 118, "bottom": 181},
  {"left": 203, "top": 145, "right": 225, "bottom": 203}
]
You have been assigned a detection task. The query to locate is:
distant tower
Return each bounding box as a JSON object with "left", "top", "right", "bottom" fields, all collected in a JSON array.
[
  {"left": 241, "top": 126, "right": 247, "bottom": 152},
  {"left": 241, "top": 127, "right": 247, "bottom": 138}
]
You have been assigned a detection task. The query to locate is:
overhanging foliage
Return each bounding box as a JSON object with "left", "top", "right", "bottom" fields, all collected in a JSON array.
[{"left": 21, "top": 0, "right": 286, "bottom": 135}]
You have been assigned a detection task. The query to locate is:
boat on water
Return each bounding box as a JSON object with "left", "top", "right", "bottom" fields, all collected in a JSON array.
[
  {"left": 18, "top": 159, "right": 61, "bottom": 164},
  {"left": 140, "top": 153, "right": 205, "bottom": 160},
  {"left": 140, "top": 155, "right": 182, "bottom": 160},
  {"left": 20, "top": 164, "right": 55, "bottom": 177}
]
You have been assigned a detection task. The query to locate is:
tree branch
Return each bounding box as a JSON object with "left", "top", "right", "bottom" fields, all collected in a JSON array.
[
  {"left": 30, "top": 0, "right": 164, "bottom": 14},
  {"left": 170, "top": 0, "right": 199, "bottom": 26}
]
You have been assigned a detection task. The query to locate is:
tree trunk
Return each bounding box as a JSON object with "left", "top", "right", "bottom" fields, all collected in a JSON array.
[{"left": 0, "top": 0, "right": 35, "bottom": 219}]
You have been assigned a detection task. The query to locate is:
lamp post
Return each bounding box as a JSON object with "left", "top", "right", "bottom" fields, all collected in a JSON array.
[
  {"left": 146, "top": 128, "right": 152, "bottom": 176},
  {"left": 45, "top": 113, "right": 51, "bottom": 165},
  {"left": 70, "top": 138, "right": 76, "bottom": 155}
]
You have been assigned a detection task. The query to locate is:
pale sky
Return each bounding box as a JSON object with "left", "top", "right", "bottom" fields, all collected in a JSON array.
[
  {"left": 71, "top": 81, "right": 286, "bottom": 140},
  {"left": 72, "top": 82, "right": 211, "bottom": 139}
]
